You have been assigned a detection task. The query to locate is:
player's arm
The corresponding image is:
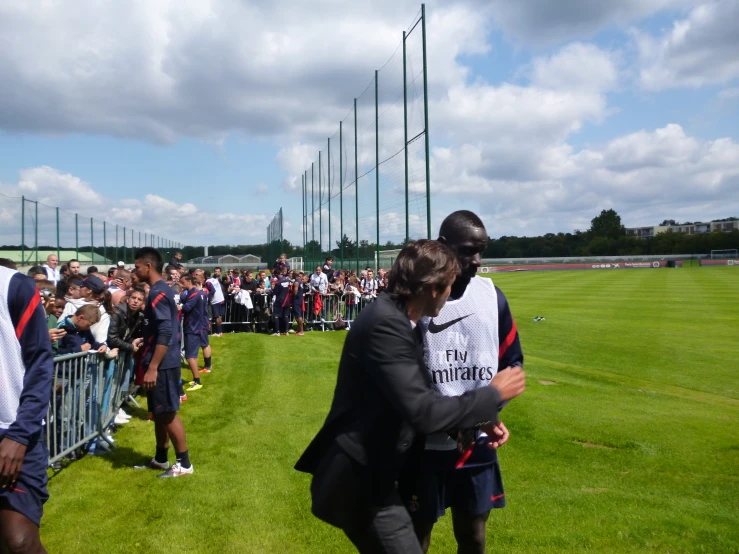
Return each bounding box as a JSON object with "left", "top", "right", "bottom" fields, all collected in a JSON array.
[
  {"left": 181, "top": 291, "right": 198, "bottom": 313},
  {"left": 5, "top": 273, "right": 54, "bottom": 446},
  {"left": 496, "top": 286, "right": 523, "bottom": 369},
  {"left": 365, "top": 317, "right": 509, "bottom": 435},
  {"left": 143, "top": 291, "right": 172, "bottom": 392}
]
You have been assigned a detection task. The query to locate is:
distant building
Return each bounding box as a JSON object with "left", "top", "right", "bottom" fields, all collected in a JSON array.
[{"left": 626, "top": 219, "right": 738, "bottom": 239}]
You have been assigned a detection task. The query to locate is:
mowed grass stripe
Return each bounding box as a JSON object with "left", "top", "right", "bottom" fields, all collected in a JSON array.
[{"left": 41, "top": 268, "right": 739, "bottom": 553}]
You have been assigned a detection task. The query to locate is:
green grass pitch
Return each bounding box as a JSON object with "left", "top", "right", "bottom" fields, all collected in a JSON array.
[{"left": 40, "top": 267, "right": 739, "bottom": 553}]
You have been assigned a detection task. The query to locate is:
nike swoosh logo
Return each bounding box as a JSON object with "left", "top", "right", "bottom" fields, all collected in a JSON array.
[{"left": 428, "top": 314, "right": 471, "bottom": 333}]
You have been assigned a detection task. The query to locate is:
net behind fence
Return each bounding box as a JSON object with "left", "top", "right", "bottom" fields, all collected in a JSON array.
[
  {"left": 266, "top": 208, "right": 284, "bottom": 267},
  {"left": 0, "top": 193, "right": 182, "bottom": 267},
  {"left": 302, "top": 6, "right": 430, "bottom": 272}
]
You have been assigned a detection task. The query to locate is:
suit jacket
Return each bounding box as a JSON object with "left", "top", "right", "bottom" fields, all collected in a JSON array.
[{"left": 295, "top": 292, "right": 502, "bottom": 528}]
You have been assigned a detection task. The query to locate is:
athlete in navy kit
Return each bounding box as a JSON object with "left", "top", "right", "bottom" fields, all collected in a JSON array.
[
  {"left": 399, "top": 211, "right": 523, "bottom": 554},
  {"left": 291, "top": 271, "right": 305, "bottom": 336},
  {"left": 135, "top": 248, "right": 194, "bottom": 478},
  {"left": 0, "top": 266, "right": 54, "bottom": 554},
  {"left": 179, "top": 275, "right": 206, "bottom": 391},
  {"left": 271, "top": 267, "right": 292, "bottom": 336}
]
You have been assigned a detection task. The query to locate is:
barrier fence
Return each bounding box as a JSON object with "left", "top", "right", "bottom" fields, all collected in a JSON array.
[
  {"left": 219, "top": 290, "right": 377, "bottom": 332},
  {"left": 301, "top": 4, "right": 431, "bottom": 273},
  {"left": 0, "top": 192, "right": 182, "bottom": 267},
  {"left": 47, "top": 351, "right": 135, "bottom": 466}
]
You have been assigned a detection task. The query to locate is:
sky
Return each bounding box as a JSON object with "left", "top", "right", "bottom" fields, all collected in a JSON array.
[{"left": 1, "top": 0, "right": 738, "bottom": 247}]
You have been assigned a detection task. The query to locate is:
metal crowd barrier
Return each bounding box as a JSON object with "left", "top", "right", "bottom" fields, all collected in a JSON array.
[
  {"left": 46, "top": 350, "right": 135, "bottom": 466},
  {"left": 217, "top": 291, "right": 377, "bottom": 332}
]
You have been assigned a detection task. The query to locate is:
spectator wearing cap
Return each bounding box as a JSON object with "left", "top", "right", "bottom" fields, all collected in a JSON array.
[
  {"left": 59, "top": 274, "right": 114, "bottom": 347},
  {"left": 43, "top": 254, "right": 60, "bottom": 284}
]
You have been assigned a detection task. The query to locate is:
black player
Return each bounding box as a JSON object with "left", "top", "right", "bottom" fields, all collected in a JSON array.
[{"left": 135, "top": 247, "right": 194, "bottom": 478}]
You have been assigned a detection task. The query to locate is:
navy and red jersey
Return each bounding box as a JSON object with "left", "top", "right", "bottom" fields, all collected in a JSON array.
[
  {"left": 141, "top": 280, "right": 180, "bottom": 369},
  {"left": 293, "top": 280, "right": 305, "bottom": 303},
  {"left": 1, "top": 270, "right": 54, "bottom": 446},
  {"left": 181, "top": 289, "right": 206, "bottom": 335},
  {"left": 273, "top": 275, "right": 292, "bottom": 308},
  {"left": 496, "top": 286, "right": 523, "bottom": 370}
]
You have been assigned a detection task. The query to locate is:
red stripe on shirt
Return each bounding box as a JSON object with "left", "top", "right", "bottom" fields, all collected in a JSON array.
[
  {"left": 456, "top": 442, "right": 476, "bottom": 469},
  {"left": 15, "top": 292, "right": 41, "bottom": 340},
  {"left": 151, "top": 292, "right": 166, "bottom": 307},
  {"left": 498, "top": 319, "right": 517, "bottom": 360}
]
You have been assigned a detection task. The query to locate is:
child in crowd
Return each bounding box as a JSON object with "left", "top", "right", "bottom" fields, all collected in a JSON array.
[{"left": 57, "top": 305, "right": 108, "bottom": 355}]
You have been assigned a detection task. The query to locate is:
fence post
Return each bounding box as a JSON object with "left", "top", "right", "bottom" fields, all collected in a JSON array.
[
  {"left": 375, "top": 70, "right": 380, "bottom": 270},
  {"left": 75, "top": 213, "right": 79, "bottom": 260},
  {"left": 319, "top": 150, "right": 322, "bottom": 258},
  {"left": 422, "top": 3, "right": 431, "bottom": 239},
  {"left": 340, "top": 120, "right": 344, "bottom": 266},
  {"left": 56, "top": 207, "right": 60, "bottom": 261},
  {"left": 103, "top": 221, "right": 107, "bottom": 266},
  {"left": 21, "top": 197, "right": 25, "bottom": 265},
  {"left": 34, "top": 200, "right": 38, "bottom": 265},
  {"left": 90, "top": 218, "right": 94, "bottom": 264},
  {"left": 354, "top": 98, "right": 359, "bottom": 273},
  {"left": 123, "top": 227, "right": 126, "bottom": 263},
  {"left": 311, "top": 163, "right": 315, "bottom": 265},
  {"left": 116, "top": 225, "right": 119, "bottom": 264},
  {"left": 328, "top": 137, "right": 331, "bottom": 260},
  {"left": 403, "top": 30, "right": 409, "bottom": 244}
]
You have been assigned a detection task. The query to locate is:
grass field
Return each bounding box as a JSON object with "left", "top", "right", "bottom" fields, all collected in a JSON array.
[{"left": 41, "top": 267, "right": 739, "bottom": 553}]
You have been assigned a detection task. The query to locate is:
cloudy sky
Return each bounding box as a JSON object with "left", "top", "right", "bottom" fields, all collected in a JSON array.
[{"left": 1, "top": 0, "right": 738, "bottom": 247}]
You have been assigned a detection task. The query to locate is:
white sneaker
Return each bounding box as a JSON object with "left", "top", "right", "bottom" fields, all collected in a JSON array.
[
  {"left": 157, "top": 462, "right": 194, "bottom": 478},
  {"left": 117, "top": 409, "right": 131, "bottom": 420},
  {"left": 114, "top": 414, "right": 130, "bottom": 425}
]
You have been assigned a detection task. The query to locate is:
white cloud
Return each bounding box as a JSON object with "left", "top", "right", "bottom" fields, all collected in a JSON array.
[
  {"left": 430, "top": 124, "right": 739, "bottom": 236},
  {"left": 529, "top": 43, "right": 619, "bottom": 93},
  {"left": 0, "top": 166, "right": 271, "bottom": 245},
  {"left": 488, "top": 0, "right": 693, "bottom": 46},
  {"left": 636, "top": 0, "right": 739, "bottom": 90}
]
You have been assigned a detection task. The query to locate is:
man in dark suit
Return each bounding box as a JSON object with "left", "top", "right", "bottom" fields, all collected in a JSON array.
[{"left": 295, "top": 240, "right": 526, "bottom": 553}]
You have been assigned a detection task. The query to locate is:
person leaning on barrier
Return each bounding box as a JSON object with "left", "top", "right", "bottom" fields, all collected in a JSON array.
[
  {"left": 107, "top": 288, "right": 145, "bottom": 354},
  {"left": 295, "top": 240, "right": 526, "bottom": 554},
  {"left": 0, "top": 265, "right": 54, "bottom": 554}
]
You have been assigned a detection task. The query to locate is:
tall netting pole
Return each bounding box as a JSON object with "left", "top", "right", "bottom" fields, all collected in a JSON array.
[
  {"left": 56, "top": 207, "right": 60, "bottom": 261},
  {"left": 340, "top": 121, "right": 344, "bottom": 266},
  {"left": 123, "top": 227, "right": 126, "bottom": 264},
  {"left": 375, "top": 69, "right": 380, "bottom": 269},
  {"left": 301, "top": 174, "right": 305, "bottom": 253},
  {"left": 75, "top": 213, "right": 79, "bottom": 260},
  {"left": 354, "top": 98, "right": 359, "bottom": 272},
  {"left": 403, "top": 30, "right": 409, "bottom": 244},
  {"left": 422, "top": 3, "right": 431, "bottom": 238},
  {"left": 90, "top": 218, "right": 94, "bottom": 264},
  {"left": 103, "top": 222, "right": 107, "bottom": 266},
  {"left": 311, "top": 163, "right": 315, "bottom": 264},
  {"left": 318, "top": 150, "right": 322, "bottom": 258},
  {"left": 34, "top": 201, "right": 38, "bottom": 265},
  {"left": 328, "top": 137, "right": 331, "bottom": 259},
  {"left": 21, "top": 197, "right": 25, "bottom": 265}
]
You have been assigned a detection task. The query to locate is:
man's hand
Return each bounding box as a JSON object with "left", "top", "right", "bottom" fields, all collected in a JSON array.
[
  {"left": 97, "top": 344, "right": 108, "bottom": 354},
  {"left": 0, "top": 438, "right": 27, "bottom": 488},
  {"left": 108, "top": 348, "right": 119, "bottom": 358},
  {"left": 49, "top": 328, "right": 66, "bottom": 342},
  {"left": 80, "top": 343, "right": 91, "bottom": 352},
  {"left": 481, "top": 421, "right": 509, "bottom": 450},
  {"left": 143, "top": 366, "right": 158, "bottom": 391},
  {"left": 490, "top": 366, "right": 526, "bottom": 402},
  {"left": 132, "top": 338, "right": 143, "bottom": 353},
  {"left": 111, "top": 278, "right": 124, "bottom": 289}
]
